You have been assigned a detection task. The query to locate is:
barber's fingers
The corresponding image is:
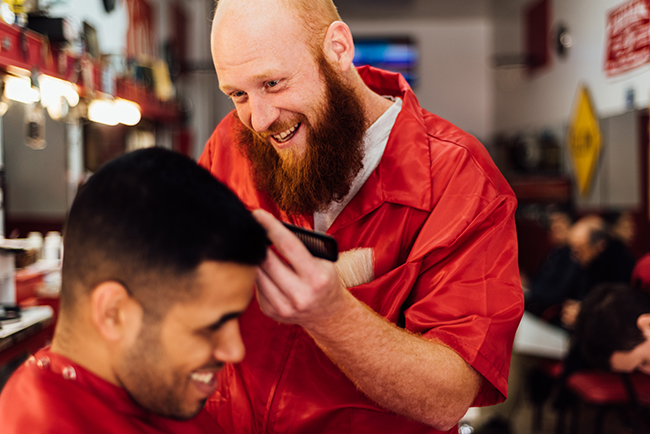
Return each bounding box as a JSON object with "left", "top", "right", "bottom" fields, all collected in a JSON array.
[
  {"left": 258, "top": 248, "right": 302, "bottom": 297},
  {"left": 252, "top": 210, "right": 344, "bottom": 325},
  {"left": 255, "top": 252, "right": 313, "bottom": 321},
  {"left": 252, "top": 209, "right": 319, "bottom": 275},
  {"left": 255, "top": 266, "right": 288, "bottom": 320}
]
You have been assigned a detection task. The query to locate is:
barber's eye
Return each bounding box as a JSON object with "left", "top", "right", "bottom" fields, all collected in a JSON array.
[
  {"left": 266, "top": 80, "right": 279, "bottom": 88},
  {"left": 232, "top": 91, "right": 246, "bottom": 98}
]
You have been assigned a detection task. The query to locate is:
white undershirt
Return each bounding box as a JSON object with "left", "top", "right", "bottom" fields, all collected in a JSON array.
[{"left": 314, "top": 98, "right": 403, "bottom": 233}]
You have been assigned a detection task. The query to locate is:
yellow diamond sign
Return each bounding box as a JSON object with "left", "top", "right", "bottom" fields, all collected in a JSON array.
[{"left": 567, "top": 85, "right": 601, "bottom": 196}]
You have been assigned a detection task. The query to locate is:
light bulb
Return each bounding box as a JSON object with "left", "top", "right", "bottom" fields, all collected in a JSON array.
[
  {"left": 88, "top": 99, "right": 119, "bottom": 126},
  {"left": 115, "top": 98, "right": 141, "bottom": 126},
  {"left": 4, "top": 75, "right": 40, "bottom": 104},
  {"left": 40, "top": 75, "right": 79, "bottom": 106}
]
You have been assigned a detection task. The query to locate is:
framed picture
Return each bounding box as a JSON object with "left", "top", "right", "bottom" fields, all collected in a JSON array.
[{"left": 83, "top": 21, "right": 100, "bottom": 59}]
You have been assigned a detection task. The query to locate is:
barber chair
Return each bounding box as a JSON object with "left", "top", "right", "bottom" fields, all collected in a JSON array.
[
  {"left": 560, "top": 370, "right": 650, "bottom": 434},
  {"left": 529, "top": 359, "right": 564, "bottom": 433}
]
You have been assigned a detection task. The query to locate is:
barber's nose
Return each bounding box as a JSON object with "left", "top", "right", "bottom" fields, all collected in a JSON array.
[
  {"left": 213, "top": 320, "right": 246, "bottom": 364},
  {"left": 248, "top": 96, "right": 279, "bottom": 133}
]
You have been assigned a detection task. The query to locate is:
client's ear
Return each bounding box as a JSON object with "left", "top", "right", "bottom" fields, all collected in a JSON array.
[
  {"left": 90, "top": 281, "right": 143, "bottom": 343},
  {"left": 637, "top": 314, "right": 650, "bottom": 339}
]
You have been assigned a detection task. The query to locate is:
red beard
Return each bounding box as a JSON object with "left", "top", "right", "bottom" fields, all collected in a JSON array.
[{"left": 234, "top": 54, "right": 367, "bottom": 216}]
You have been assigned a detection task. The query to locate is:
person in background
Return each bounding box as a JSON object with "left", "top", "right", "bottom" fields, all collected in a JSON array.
[
  {"left": 561, "top": 215, "right": 636, "bottom": 329},
  {"left": 603, "top": 210, "right": 637, "bottom": 248},
  {"left": 575, "top": 283, "right": 650, "bottom": 374},
  {"left": 547, "top": 205, "right": 574, "bottom": 247},
  {"left": 201, "top": 0, "right": 524, "bottom": 433},
  {"left": 524, "top": 205, "right": 582, "bottom": 320},
  {"left": 0, "top": 148, "right": 269, "bottom": 433},
  {"left": 552, "top": 258, "right": 648, "bottom": 414}
]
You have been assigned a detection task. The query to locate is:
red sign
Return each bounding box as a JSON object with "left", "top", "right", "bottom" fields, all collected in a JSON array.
[
  {"left": 525, "top": 0, "right": 551, "bottom": 73},
  {"left": 605, "top": 0, "right": 650, "bottom": 76},
  {"left": 125, "top": 0, "right": 155, "bottom": 60}
]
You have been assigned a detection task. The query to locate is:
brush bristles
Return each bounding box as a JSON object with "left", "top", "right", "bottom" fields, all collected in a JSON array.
[{"left": 335, "top": 248, "right": 375, "bottom": 288}]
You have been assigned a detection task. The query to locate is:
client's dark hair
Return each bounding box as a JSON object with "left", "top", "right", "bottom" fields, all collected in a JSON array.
[
  {"left": 575, "top": 283, "right": 650, "bottom": 370},
  {"left": 61, "top": 147, "right": 267, "bottom": 318}
]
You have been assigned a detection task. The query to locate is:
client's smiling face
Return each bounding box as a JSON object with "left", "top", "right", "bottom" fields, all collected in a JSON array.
[{"left": 115, "top": 261, "right": 255, "bottom": 420}]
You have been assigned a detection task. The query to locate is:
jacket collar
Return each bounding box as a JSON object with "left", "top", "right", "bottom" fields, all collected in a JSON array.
[{"left": 328, "top": 66, "right": 432, "bottom": 234}]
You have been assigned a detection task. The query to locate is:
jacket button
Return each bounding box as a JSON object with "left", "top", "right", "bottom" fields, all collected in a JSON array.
[
  {"left": 36, "top": 357, "right": 51, "bottom": 369},
  {"left": 62, "top": 366, "right": 77, "bottom": 380}
]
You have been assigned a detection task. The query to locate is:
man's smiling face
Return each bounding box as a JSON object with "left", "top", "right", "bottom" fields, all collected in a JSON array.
[
  {"left": 212, "top": 3, "right": 328, "bottom": 163},
  {"left": 211, "top": 2, "right": 368, "bottom": 215}
]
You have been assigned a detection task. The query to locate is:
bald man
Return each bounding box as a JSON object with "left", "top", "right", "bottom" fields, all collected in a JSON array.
[
  {"left": 200, "top": 1, "right": 524, "bottom": 433},
  {"left": 561, "top": 215, "right": 636, "bottom": 328}
]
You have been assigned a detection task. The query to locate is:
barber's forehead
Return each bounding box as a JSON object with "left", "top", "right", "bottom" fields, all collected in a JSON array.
[
  {"left": 211, "top": 7, "right": 312, "bottom": 81},
  {"left": 212, "top": 1, "right": 304, "bottom": 53},
  {"left": 213, "top": 0, "right": 297, "bottom": 30}
]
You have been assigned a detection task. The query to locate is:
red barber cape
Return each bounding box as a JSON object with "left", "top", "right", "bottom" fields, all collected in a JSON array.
[
  {"left": 0, "top": 348, "right": 222, "bottom": 434},
  {"left": 199, "top": 66, "right": 524, "bottom": 434}
]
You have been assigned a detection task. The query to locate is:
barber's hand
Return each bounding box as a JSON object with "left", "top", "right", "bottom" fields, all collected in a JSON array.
[{"left": 252, "top": 209, "right": 348, "bottom": 327}]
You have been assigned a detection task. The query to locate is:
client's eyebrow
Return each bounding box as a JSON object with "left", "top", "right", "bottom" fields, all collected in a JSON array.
[{"left": 206, "top": 311, "right": 244, "bottom": 331}]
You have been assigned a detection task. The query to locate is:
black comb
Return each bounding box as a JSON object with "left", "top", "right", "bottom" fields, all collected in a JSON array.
[{"left": 282, "top": 223, "right": 338, "bottom": 262}]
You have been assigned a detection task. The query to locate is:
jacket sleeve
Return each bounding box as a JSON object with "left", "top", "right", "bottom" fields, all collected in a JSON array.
[{"left": 403, "top": 147, "right": 524, "bottom": 407}]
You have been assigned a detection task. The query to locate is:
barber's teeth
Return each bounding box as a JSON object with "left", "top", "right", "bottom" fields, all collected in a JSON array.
[
  {"left": 273, "top": 123, "right": 299, "bottom": 142},
  {"left": 190, "top": 372, "right": 214, "bottom": 384}
]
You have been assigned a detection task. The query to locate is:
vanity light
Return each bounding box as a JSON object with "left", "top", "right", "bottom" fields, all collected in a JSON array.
[
  {"left": 4, "top": 75, "right": 40, "bottom": 104},
  {"left": 114, "top": 98, "right": 141, "bottom": 126},
  {"left": 88, "top": 97, "right": 141, "bottom": 126},
  {"left": 88, "top": 98, "right": 119, "bottom": 126}
]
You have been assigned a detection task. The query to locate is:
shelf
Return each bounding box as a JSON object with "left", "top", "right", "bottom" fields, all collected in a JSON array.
[
  {"left": 509, "top": 176, "right": 572, "bottom": 203},
  {"left": 0, "top": 21, "right": 178, "bottom": 123},
  {"left": 0, "top": 20, "right": 57, "bottom": 76}
]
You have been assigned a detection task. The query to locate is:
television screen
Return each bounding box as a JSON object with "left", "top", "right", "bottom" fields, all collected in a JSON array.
[{"left": 353, "top": 36, "right": 419, "bottom": 87}]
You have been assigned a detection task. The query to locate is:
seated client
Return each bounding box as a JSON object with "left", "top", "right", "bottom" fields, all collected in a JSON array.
[
  {"left": 0, "top": 147, "right": 268, "bottom": 433},
  {"left": 575, "top": 283, "right": 650, "bottom": 373}
]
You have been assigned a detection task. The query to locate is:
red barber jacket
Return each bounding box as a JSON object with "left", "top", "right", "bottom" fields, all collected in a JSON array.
[
  {"left": 0, "top": 348, "right": 221, "bottom": 434},
  {"left": 199, "top": 66, "right": 524, "bottom": 434}
]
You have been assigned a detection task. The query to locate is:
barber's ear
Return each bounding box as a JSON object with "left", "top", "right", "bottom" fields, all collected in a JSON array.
[
  {"left": 637, "top": 314, "right": 650, "bottom": 338},
  {"left": 323, "top": 21, "right": 354, "bottom": 72},
  {"left": 90, "top": 281, "right": 143, "bottom": 343}
]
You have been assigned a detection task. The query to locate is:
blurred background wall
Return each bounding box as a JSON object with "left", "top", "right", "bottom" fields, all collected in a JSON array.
[{"left": 1, "top": 0, "right": 649, "bottom": 267}]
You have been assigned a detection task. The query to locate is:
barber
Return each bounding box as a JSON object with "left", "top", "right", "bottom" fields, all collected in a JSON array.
[{"left": 201, "top": 1, "right": 524, "bottom": 433}]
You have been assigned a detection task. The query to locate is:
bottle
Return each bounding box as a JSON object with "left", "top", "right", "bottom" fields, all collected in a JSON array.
[
  {"left": 27, "top": 231, "right": 43, "bottom": 260},
  {"left": 43, "top": 231, "right": 62, "bottom": 263}
]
